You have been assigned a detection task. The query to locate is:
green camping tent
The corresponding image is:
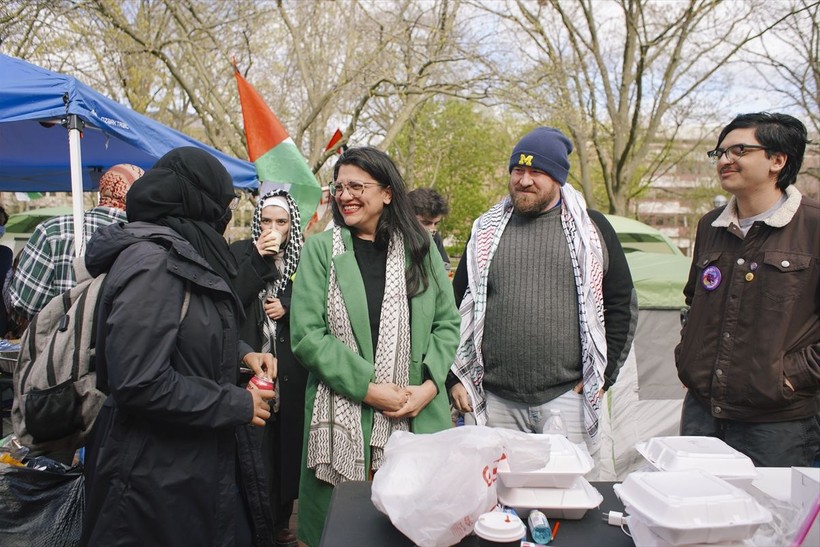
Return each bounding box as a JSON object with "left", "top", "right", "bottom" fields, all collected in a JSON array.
[
  {"left": 624, "top": 251, "right": 690, "bottom": 309},
  {"left": 5, "top": 206, "right": 73, "bottom": 234},
  {"left": 597, "top": 216, "right": 694, "bottom": 480},
  {"left": 1, "top": 206, "right": 73, "bottom": 254},
  {"left": 604, "top": 215, "right": 690, "bottom": 308},
  {"left": 604, "top": 214, "right": 683, "bottom": 256}
]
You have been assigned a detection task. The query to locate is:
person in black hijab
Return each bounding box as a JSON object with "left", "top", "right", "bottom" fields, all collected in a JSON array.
[
  {"left": 125, "top": 146, "right": 241, "bottom": 289},
  {"left": 81, "top": 147, "right": 276, "bottom": 547}
]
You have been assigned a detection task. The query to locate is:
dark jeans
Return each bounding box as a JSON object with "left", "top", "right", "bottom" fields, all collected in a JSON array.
[{"left": 680, "top": 391, "right": 820, "bottom": 467}]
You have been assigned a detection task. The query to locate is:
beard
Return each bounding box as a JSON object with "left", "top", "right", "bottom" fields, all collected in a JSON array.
[{"left": 510, "top": 186, "right": 560, "bottom": 217}]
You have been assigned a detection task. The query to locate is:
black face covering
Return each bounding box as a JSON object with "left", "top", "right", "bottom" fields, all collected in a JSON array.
[{"left": 126, "top": 146, "right": 239, "bottom": 289}]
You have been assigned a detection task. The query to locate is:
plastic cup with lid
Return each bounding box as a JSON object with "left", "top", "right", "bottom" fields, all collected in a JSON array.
[{"left": 474, "top": 511, "right": 526, "bottom": 547}]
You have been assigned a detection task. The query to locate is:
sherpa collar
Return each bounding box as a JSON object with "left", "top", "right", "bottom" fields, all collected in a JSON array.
[{"left": 712, "top": 185, "right": 803, "bottom": 229}]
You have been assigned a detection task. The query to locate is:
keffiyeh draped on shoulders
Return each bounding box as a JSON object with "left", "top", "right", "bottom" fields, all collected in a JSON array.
[{"left": 451, "top": 184, "right": 607, "bottom": 445}]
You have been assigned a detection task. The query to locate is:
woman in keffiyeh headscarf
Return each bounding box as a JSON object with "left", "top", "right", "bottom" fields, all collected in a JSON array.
[
  {"left": 81, "top": 147, "right": 276, "bottom": 547},
  {"left": 290, "top": 147, "right": 461, "bottom": 547},
  {"left": 230, "top": 189, "right": 306, "bottom": 546},
  {"left": 98, "top": 163, "right": 144, "bottom": 210}
]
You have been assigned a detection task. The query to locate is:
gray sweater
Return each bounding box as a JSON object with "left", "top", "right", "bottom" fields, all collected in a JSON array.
[
  {"left": 449, "top": 207, "right": 637, "bottom": 399},
  {"left": 481, "top": 207, "right": 582, "bottom": 404}
]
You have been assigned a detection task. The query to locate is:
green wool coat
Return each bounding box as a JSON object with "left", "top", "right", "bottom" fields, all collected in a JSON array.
[{"left": 291, "top": 227, "right": 461, "bottom": 547}]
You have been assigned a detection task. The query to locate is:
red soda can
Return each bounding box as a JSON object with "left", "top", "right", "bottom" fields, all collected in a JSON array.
[{"left": 248, "top": 375, "right": 274, "bottom": 391}]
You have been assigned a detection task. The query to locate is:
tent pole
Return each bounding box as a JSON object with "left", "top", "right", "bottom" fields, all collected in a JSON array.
[{"left": 66, "top": 114, "right": 85, "bottom": 257}]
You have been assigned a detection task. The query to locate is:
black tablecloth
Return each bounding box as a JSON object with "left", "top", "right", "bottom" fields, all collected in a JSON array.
[{"left": 319, "top": 480, "right": 634, "bottom": 547}]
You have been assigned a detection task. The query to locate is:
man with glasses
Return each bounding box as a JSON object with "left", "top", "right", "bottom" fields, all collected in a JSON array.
[
  {"left": 9, "top": 163, "right": 144, "bottom": 318},
  {"left": 675, "top": 112, "right": 819, "bottom": 467}
]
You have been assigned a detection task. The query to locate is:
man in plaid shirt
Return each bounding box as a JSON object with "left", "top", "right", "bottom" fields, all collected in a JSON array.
[{"left": 9, "top": 164, "right": 143, "bottom": 319}]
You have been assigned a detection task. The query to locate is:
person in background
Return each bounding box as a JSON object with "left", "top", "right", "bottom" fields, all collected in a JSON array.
[
  {"left": 409, "top": 187, "right": 451, "bottom": 273},
  {"left": 9, "top": 163, "right": 144, "bottom": 318},
  {"left": 448, "top": 127, "right": 637, "bottom": 456},
  {"left": 80, "top": 148, "right": 276, "bottom": 546},
  {"left": 3, "top": 252, "right": 29, "bottom": 339},
  {"left": 291, "top": 147, "right": 460, "bottom": 546},
  {"left": 675, "top": 112, "right": 819, "bottom": 467},
  {"left": 0, "top": 206, "right": 7, "bottom": 230},
  {"left": 230, "top": 189, "right": 306, "bottom": 547},
  {"left": 0, "top": 206, "right": 11, "bottom": 337}
]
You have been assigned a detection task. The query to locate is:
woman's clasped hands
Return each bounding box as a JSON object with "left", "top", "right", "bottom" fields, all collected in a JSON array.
[{"left": 364, "top": 381, "right": 437, "bottom": 419}]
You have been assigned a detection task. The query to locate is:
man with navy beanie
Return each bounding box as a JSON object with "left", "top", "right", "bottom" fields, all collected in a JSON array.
[{"left": 448, "top": 127, "right": 638, "bottom": 459}]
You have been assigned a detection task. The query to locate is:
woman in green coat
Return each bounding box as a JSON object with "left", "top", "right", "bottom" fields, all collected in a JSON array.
[{"left": 291, "top": 147, "right": 460, "bottom": 546}]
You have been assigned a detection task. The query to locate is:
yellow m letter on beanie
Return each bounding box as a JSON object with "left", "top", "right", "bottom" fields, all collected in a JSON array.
[{"left": 518, "top": 154, "right": 533, "bottom": 166}]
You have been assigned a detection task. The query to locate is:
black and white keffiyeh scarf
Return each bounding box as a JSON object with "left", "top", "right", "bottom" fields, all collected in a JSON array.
[
  {"left": 307, "top": 226, "right": 411, "bottom": 485},
  {"left": 451, "top": 184, "right": 607, "bottom": 445}
]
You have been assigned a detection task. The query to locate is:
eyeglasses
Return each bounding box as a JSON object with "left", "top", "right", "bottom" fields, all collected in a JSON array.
[
  {"left": 328, "top": 180, "right": 382, "bottom": 198},
  {"left": 707, "top": 144, "right": 769, "bottom": 164},
  {"left": 228, "top": 193, "right": 241, "bottom": 210}
]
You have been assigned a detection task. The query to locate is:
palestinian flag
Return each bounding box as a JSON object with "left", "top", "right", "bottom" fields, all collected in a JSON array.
[
  {"left": 233, "top": 63, "right": 322, "bottom": 222},
  {"left": 324, "top": 128, "right": 344, "bottom": 153}
]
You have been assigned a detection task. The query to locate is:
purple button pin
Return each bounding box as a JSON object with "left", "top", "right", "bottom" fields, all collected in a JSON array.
[{"left": 701, "top": 265, "right": 722, "bottom": 291}]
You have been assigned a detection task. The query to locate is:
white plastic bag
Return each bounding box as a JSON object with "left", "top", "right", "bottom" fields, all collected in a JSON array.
[{"left": 371, "top": 426, "right": 549, "bottom": 547}]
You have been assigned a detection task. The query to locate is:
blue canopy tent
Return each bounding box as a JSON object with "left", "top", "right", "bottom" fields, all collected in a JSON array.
[
  {"left": 0, "top": 54, "right": 256, "bottom": 191},
  {"left": 0, "top": 53, "right": 257, "bottom": 254}
]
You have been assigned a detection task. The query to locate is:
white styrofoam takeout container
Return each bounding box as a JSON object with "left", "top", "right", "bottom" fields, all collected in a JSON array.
[
  {"left": 497, "top": 434, "right": 594, "bottom": 488},
  {"left": 613, "top": 470, "right": 772, "bottom": 545},
  {"left": 496, "top": 476, "right": 603, "bottom": 519},
  {"left": 625, "top": 514, "right": 750, "bottom": 547},
  {"left": 635, "top": 436, "right": 757, "bottom": 485}
]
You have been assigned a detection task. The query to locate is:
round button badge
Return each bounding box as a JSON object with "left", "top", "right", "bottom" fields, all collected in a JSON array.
[{"left": 701, "top": 265, "right": 722, "bottom": 291}]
